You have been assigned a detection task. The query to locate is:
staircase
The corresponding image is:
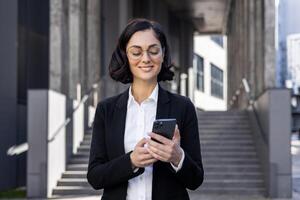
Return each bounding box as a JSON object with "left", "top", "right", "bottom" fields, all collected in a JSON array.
[
  {"left": 52, "top": 110, "right": 265, "bottom": 197},
  {"left": 194, "top": 110, "right": 265, "bottom": 195},
  {"left": 52, "top": 132, "right": 102, "bottom": 196}
]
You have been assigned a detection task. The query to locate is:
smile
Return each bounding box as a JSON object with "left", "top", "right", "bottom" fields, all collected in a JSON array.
[{"left": 138, "top": 66, "right": 154, "bottom": 72}]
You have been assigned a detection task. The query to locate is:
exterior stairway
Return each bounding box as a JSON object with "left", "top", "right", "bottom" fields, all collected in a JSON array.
[
  {"left": 194, "top": 110, "right": 265, "bottom": 195},
  {"left": 52, "top": 110, "right": 265, "bottom": 197},
  {"left": 52, "top": 132, "right": 102, "bottom": 196}
]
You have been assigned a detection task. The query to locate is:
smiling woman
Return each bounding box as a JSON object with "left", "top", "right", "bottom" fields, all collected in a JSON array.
[{"left": 87, "top": 18, "right": 204, "bottom": 200}]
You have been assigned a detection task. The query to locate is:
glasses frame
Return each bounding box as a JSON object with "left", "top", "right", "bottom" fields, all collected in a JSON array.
[{"left": 126, "top": 45, "right": 164, "bottom": 61}]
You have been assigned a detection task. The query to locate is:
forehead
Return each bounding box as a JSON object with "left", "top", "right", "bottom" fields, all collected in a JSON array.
[{"left": 127, "top": 29, "right": 161, "bottom": 48}]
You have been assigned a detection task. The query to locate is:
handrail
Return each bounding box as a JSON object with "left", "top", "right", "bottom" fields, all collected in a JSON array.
[
  {"left": 47, "top": 83, "right": 99, "bottom": 143},
  {"left": 229, "top": 78, "right": 268, "bottom": 144},
  {"left": 7, "top": 82, "right": 99, "bottom": 156}
]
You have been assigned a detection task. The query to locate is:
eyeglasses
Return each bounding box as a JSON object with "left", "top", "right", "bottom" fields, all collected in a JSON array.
[{"left": 126, "top": 46, "right": 163, "bottom": 61}]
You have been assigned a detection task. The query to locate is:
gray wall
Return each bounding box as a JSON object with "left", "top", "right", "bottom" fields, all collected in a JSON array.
[
  {"left": 0, "top": 0, "right": 18, "bottom": 191},
  {"left": 248, "top": 89, "right": 292, "bottom": 198}
]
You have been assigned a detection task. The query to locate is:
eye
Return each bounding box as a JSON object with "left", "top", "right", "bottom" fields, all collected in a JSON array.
[
  {"left": 129, "top": 49, "right": 142, "bottom": 56},
  {"left": 148, "top": 47, "right": 160, "bottom": 55}
]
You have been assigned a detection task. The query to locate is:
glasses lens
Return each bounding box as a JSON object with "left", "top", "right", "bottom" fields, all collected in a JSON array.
[
  {"left": 128, "top": 48, "right": 143, "bottom": 60},
  {"left": 127, "top": 46, "right": 162, "bottom": 60}
]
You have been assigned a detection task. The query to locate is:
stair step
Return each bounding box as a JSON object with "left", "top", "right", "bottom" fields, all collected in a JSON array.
[
  {"left": 202, "top": 146, "right": 255, "bottom": 152},
  {"left": 199, "top": 130, "right": 252, "bottom": 134},
  {"left": 57, "top": 179, "right": 90, "bottom": 187},
  {"left": 204, "top": 164, "right": 261, "bottom": 172},
  {"left": 69, "top": 158, "right": 89, "bottom": 164},
  {"left": 203, "top": 179, "right": 264, "bottom": 188},
  {"left": 201, "top": 140, "right": 254, "bottom": 145},
  {"left": 205, "top": 172, "right": 263, "bottom": 179},
  {"left": 199, "top": 125, "right": 250, "bottom": 129},
  {"left": 200, "top": 135, "right": 252, "bottom": 140},
  {"left": 67, "top": 164, "right": 88, "bottom": 171},
  {"left": 195, "top": 187, "right": 265, "bottom": 195},
  {"left": 84, "top": 135, "right": 92, "bottom": 140},
  {"left": 52, "top": 186, "right": 101, "bottom": 196},
  {"left": 81, "top": 141, "right": 91, "bottom": 146},
  {"left": 203, "top": 158, "right": 258, "bottom": 165},
  {"left": 198, "top": 116, "right": 248, "bottom": 119},
  {"left": 198, "top": 111, "right": 247, "bottom": 115},
  {"left": 72, "top": 152, "right": 90, "bottom": 158},
  {"left": 202, "top": 152, "right": 257, "bottom": 159},
  {"left": 198, "top": 120, "right": 249, "bottom": 124},
  {"left": 62, "top": 171, "right": 87, "bottom": 179}
]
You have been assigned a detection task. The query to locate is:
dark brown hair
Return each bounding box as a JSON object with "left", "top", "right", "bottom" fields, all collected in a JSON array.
[{"left": 109, "top": 18, "right": 174, "bottom": 84}]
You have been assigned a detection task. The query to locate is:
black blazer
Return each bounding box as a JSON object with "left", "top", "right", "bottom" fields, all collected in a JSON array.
[{"left": 87, "top": 85, "right": 204, "bottom": 200}]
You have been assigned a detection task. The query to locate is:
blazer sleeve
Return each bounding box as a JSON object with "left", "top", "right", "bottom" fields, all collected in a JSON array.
[
  {"left": 87, "top": 102, "right": 144, "bottom": 190},
  {"left": 172, "top": 99, "right": 204, "bottom": 190}
]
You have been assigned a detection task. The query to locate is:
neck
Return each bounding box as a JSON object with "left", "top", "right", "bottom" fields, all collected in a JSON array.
[{"left": 131, "top": 80, "right": 157, "bottom": 104}]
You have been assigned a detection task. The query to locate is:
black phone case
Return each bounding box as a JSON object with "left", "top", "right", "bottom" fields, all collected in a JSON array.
[{"left": 152, "top": 119, "right": 176, "bottom": 139}]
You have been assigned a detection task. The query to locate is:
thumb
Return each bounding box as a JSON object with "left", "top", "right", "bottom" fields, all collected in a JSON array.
[{"left": 172, "top": 125, "right": 180, "bottom": 144}]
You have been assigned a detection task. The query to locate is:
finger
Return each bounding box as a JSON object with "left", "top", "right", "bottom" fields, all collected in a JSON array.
[
  {"left": 149, "top": 132, "right": 172, "bottom": 145},
  {"left": 136, "top": 146, "right": 150, "bottom": 154},
  {"left": 136, "top": 138, "right": 148, "bottom": 147},
  {"left": 147, "top": 147, "right": 168, "bottom": 162},
  {"left": 139, "top": 152, "right": 156, "bottom": 161},
  {"left": 140, "top": 158, "right": 158, "bottom": 166},
  {"left": 148, "top": 144, "right": 170, "bottom": 159},
  {"left": 147, "top": 138, "right": 169, "bottom": 153}
]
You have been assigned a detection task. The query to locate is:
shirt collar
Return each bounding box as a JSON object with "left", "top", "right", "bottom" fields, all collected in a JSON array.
[{"left": 128, "top": 83, "right": 159, "bottom": 106}]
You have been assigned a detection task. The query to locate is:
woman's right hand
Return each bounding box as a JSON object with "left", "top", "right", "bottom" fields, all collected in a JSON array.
[{"left": 130, "top": 138, "right": 157, "bottom": 169}]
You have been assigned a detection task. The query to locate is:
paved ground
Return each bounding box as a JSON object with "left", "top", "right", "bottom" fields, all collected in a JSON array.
[{"left": 3, "top": 134, "right": 300, "bottom": 200}]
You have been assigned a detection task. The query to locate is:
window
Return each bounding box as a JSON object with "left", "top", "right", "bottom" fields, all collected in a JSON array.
[
  {"left": 211, "top": 64, "right": 223, "bottom": 99},
  {"left": 193, "top": 54, "right": 204, "bottom": 92},
  {"left": 210, "top": 35, "right": 224, "bottom": 48}
]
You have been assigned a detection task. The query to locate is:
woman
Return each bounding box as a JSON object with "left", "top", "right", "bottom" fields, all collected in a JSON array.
[{"left": 87, "top": 18, "right": 203, "bottom": 200}]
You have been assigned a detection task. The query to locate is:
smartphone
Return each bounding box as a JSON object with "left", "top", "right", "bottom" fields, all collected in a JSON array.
[{"left": 152, "top": 119, "right": 177, "bottom": 140}]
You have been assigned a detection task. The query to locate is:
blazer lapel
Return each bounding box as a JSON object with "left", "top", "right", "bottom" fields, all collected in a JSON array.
[
  {"left": 156, "top": 84, "right": 171, "bottom": 119},
  {"left": 110, "top": 89, "right": 129, "bottom": 158}
]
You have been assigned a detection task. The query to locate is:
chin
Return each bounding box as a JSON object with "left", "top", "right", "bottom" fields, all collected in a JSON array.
[{"left": 135, "top": 75, "right": 158, "bottom": 83}]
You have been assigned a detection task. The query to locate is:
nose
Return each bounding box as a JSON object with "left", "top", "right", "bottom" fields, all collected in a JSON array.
[{"left": 141, "top": 51, "right": 151, "bottom": 63}]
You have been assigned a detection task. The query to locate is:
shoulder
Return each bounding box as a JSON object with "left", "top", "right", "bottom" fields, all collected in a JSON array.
[
  {"left": 166, "top": 90, "right": 194, "bottom": 107},
  {"left": 96, "top": 89, "right": 128, "bottom": 111}
]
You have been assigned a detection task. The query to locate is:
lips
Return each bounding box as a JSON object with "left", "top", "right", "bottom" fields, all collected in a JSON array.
[{"left": 138, "top": 65, "right": 153, "bottom": 72}]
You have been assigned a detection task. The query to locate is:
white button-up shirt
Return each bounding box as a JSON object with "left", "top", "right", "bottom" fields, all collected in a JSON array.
[{"left": 124, "top": 84, "right": 184, "bottom": 200}]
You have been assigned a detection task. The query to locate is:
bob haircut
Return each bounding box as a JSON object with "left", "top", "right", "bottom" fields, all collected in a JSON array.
[{"left": 109, "top": 18, "right": 174, "bottom": 84}]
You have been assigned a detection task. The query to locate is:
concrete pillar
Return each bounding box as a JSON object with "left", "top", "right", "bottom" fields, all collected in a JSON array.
[
  {"left": 0, "top": 0, "right": 18, "bottom": 190},
  {"left": 255, "top": 0, "right": 264, "bottom": 96},
  {"left": 264, "top": 0, "right": 276, "bottom": 88},
  {"left": 27, "top": 90, "right": 66, "bottom": 198},
  {"left": 101, "top": 0, "right": 133, "bottom": 98},
  {"left": 50, "top": 0, "right": 65, "bottom": 93},
  {"left": 69, "top": 0, "right": 82, "bottom": 100},
  {"left": 248, "top": 0, "right": 256, "bottom": 99},
  {"left": 249, "top": 89, "right": 292, "bottom": 198}
]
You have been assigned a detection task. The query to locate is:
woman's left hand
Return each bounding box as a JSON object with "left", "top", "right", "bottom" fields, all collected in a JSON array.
[{"left": 146, "top": 125, "right": 183, "bottom": 167}]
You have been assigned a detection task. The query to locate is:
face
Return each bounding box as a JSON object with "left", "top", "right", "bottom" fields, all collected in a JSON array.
[{"left": 126, "top": 29, "right": 164, "bottom": 83}]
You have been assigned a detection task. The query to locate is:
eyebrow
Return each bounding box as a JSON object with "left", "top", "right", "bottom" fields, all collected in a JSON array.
[{"left": 128, "top": 44, "right": 160, "bottom": 49}]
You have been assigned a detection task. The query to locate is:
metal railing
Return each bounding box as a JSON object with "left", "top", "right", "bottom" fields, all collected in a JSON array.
[
  {"left": 7, "top": 82, "right": 99, "bottom": 156},
  {"left": 229, "top": 78, "right": 268, "bottom": 144}
]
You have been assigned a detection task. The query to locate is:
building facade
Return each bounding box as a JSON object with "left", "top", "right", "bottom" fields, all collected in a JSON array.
[
  {"left": 191, "top": 35, "right": 227, "bottom": 111},
  {"left": 276, "top": 0, "right": 300, "bottom": 88}
]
